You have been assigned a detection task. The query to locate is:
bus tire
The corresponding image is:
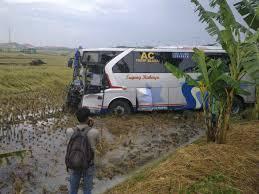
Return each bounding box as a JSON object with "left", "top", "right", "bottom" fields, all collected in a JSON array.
[
  {"left": 109, "top": 100, "right": 132, "bottom": 115},
  {"left": 232, "top": 96, "right": 244, "bottom": 114}
]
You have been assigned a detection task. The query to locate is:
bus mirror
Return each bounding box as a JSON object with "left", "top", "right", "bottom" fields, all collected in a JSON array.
[{"left": 87, "top": 55, "right": 91, "bottom": 62}]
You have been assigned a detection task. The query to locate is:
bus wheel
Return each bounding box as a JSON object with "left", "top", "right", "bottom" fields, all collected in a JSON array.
[
  {"left": 231, "top": 97, "right": 244, "bottom": 114},
  {"left": 109, "top": 100, "right": 132, "bottom": 115}
]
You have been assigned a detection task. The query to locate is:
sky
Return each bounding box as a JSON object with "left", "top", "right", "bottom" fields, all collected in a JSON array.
[{"left": 0, "top": 0, "right": 216, "bottom": 48}]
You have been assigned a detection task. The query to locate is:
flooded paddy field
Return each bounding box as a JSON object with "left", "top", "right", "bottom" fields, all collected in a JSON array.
[{"left": 0, "top": 112, "right": 205, "bottom": 194}]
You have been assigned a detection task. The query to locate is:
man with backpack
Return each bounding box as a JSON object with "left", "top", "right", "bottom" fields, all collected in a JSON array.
[{"left": 66, "top": 108, "right": 100, "bottom": 194}]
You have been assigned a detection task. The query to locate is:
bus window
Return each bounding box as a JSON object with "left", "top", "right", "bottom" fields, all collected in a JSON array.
[
  {"left": 100, "top": 51, "right": 121, "bottom": 65},
  {"left": 112, "top": 53, "right": 134, "bottom": 73},
  {"left": 134, "top": 52, "right": 166, "bottom": 73},
  {"left": 169, "top": 52, "right": 196, "bottom": 73}
]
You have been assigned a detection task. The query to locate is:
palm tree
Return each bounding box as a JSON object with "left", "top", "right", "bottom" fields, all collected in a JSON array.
[{"left": 189, "top": 0, "right": 259, "bottom": 143}]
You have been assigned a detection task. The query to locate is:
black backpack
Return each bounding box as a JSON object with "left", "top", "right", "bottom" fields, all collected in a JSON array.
[{"left": 65, "top": 128, "right": 94, "bottom": 171}]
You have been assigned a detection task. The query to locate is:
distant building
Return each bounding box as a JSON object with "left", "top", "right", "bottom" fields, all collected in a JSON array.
[{"left": 0, "top": 42, "right": 37, "bottom": 53}]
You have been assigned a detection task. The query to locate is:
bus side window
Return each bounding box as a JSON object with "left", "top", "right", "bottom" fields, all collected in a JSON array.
[
  {"left": 168, "top": 52, "right": 196, "bottom": 73},
  {"left": 112, "top": 53, "right": 134, "bottom": 73},
  {"left": 134, "top": 52, "right": 166, "bottom": 73}
]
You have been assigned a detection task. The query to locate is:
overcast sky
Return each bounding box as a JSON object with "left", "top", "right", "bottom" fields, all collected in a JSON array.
[{"left": 0, "top": 0, "right": 216, "bottom": 48}]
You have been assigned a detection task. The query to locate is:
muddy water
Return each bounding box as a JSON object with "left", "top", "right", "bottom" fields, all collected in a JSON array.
[
  {"left": 0, "top": 118, "right": 69, "bottom": 193},
  {"left": 0, "top": 113, "right": 204, "bottom": 194}
]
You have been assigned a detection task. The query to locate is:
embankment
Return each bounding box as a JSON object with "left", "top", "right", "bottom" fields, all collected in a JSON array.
[{"left": 106, "top": 121, "right": 259, "bottom": 194}]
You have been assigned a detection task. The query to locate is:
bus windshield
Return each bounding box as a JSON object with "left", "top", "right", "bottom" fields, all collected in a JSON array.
[
  {"left": 82, "top": 52, "right": 99, "bottom": 64},
  {"left": 82, "top": 51, "right": 121, "bottom": 93}
]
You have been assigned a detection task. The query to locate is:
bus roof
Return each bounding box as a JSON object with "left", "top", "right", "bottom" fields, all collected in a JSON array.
[
  {"left": 80, "top": 46, "right": 225, "bottom": 53},
  {"left": 80, "top": 48, "right": 128, "bottom": 52}
]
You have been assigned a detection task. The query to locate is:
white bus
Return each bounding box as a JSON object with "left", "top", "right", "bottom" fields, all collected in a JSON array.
[{"left": 77, "top": 46, "right": 255, "bottom": 114}]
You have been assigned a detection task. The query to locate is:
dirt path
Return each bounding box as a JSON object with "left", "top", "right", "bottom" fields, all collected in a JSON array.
[{"left": 0, "top": 112, "right": 204, "bottom": 193}]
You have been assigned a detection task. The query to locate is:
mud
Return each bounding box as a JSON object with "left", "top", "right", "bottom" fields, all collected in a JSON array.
[{"left": 0, "top": 112, "right": 204, "bottom": 194}]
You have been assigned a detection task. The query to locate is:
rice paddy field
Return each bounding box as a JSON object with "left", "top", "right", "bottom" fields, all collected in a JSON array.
[
  {"left": 0, "top": 51, "right": 73, "bottom": 126},
  {"left": 0, "top": 51, "right": 258, "bottom": 194}
]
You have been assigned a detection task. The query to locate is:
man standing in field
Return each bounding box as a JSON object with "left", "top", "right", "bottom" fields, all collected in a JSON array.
[
  {"left": 73, "top": 46, "right": 82, "bottom": 80},
  {"left": 66, "top": 108, "right": 100, "bottom": 194}
]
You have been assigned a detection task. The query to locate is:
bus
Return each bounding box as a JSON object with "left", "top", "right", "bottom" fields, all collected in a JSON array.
[{"left": 72, "top": 46, "right": 255, "bottom": 115}]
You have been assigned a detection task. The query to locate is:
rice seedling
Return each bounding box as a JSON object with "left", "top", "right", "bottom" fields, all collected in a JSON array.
[{"left": 0, "top": 52, "right": 72, "bottom": 174}]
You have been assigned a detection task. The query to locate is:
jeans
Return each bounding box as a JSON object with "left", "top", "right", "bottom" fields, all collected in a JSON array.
[{"left": 69, "top": 166, "right": 95, "bottom": 194}]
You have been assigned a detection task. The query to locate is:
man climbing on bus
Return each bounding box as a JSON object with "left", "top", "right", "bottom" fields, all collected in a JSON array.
[{"left": 73, "top": 46, "right": 82, "bottom": 80}]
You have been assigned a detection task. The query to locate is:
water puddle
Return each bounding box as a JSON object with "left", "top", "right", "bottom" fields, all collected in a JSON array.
[{"left": 0, "top": 113, "right": 205, "bottom": 193}]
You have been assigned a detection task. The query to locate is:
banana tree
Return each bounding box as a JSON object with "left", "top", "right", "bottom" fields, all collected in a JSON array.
[
  {"left": 235, "top": 0, "right": 259, "bottom": 119},
  {"left": 165, "top": 48, "right": 247, "bottom": 142},
  {"left": 190, "top": 0, "right": 259, "bottom": 143},
  {"left": 234, "top": 0, "right": 259, "bottom": 31},
  {"left": 166, "top": 50, "right": 215, "bottom": 141}
]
